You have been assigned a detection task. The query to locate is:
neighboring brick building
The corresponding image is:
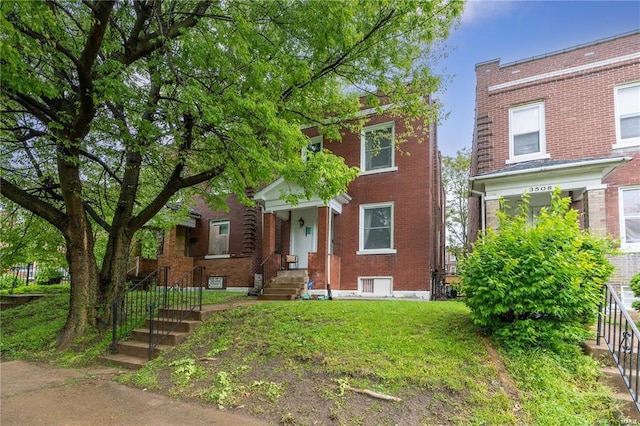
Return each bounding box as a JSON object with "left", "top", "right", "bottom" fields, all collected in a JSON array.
[
  {"left": 468, "top": 30, "right": 640, "bottom": 290},
  {"left": 158, "top": 101, "right": 445, "bottom": 298}
]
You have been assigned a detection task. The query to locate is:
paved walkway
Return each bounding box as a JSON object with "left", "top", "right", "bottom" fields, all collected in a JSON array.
[{"left": 1, "top": 360, "right": 267, "bottom": 425}]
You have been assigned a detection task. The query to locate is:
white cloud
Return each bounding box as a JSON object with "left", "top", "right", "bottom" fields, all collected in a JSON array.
[{"left": 461, "top": 0, "right": 518, "bottom": 25}]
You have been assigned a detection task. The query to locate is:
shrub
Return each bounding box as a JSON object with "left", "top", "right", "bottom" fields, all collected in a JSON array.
[
  {"left": 35, "top": 265, "right": 64, "bottom": 285},
  {"left": 461, "top": 189, "right": 616, "bottom": 353}
]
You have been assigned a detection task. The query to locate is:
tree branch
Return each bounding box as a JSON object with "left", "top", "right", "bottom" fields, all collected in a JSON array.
[{"left": 0, "top": 176, "right": 66, "bottom": 232}]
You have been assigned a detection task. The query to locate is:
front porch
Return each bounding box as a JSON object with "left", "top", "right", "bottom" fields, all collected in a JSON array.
[{"left": 255, "top": 178, "right": 350, "bottom": 295}]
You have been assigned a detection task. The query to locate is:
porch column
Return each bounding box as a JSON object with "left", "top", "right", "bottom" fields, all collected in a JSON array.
[
  {"left": 485, "top": 199, "right": 501, "bottom": 230},
  {"left": 585, "top": 188, "right": 607, "bottom": 237},
  {"left": 310, "top": 207, "right": 330, "bottom": 289},
  {"left": 262, "top": 212, "right": 276, "bottom": 258}
]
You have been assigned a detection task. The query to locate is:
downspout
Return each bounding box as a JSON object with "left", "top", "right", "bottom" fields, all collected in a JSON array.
[{"left": 469, "top": 189, "right": 486, "bottom": 233}]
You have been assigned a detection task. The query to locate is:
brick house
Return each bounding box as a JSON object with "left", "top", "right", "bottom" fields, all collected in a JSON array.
[
  {"left": 468, "top": 30, "right": 640, "bottom": 290},
  {"left": 157, "top": 102, "right": 445, "bottom": 299}
]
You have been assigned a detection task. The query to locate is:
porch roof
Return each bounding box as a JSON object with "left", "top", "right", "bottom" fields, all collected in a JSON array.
[
  {"left": 470, "top": 156, "right": 631, "bottom": 200},
  {"left": 254, "top": 177, "right": 351, "bottom": 215}
]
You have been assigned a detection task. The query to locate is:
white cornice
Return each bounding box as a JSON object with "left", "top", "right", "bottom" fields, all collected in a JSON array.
[{"left": 488, "top": 52, "right": 640, "bottom": 92}]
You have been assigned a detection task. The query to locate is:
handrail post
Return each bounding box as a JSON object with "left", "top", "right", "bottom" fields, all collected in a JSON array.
[
  {"left": 148, "top": 301, "right": 155, "bottom": 360},
  {"left": 199, "top": 266, "right": 204, "bottom": 311}
]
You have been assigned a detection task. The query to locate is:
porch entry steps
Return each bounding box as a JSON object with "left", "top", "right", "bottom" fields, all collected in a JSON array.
[
  {"left": 258, "top": 269, "right": 309, "bottom": 301},
  {"left": 100, "top": 300, "right": 259, "bottom": 370},
  {"left": 584, "top": 338, "right": 640, "bottom": 421}
]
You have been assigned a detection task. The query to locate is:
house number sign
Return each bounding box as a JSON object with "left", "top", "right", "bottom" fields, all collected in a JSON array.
[
  {"left": 208, "top": 276, "right": 225, "bottom": 289},
  {"left": 527, "top": 185, "right": 553, "bottom": 193}
]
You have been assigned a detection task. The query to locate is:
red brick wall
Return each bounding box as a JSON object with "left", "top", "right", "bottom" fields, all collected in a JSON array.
[
  {"left": 470, "top": 32, "right": 640, "bottom": 242},
  {"left": 195, "top": 257, "right": 254, "bottom": 288},
  {"left": 326, "top": 113, "right": 436, "bottom": 291}
]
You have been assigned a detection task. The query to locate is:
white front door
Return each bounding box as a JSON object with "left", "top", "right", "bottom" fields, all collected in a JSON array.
[{"left": 290, "top": 208, "right": 317, "bottom": 268}]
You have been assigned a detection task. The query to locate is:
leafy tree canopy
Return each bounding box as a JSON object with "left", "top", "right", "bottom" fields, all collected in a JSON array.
[
  {"left": 0, "top": 0, "right": 463, "bottom": 346},
  {"left": 442, "top": 147, "right": 470, "bottom": 258}
]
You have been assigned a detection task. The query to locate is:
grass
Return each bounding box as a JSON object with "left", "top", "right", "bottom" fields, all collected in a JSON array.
[
  {"left": 0, "top": 287, "right": 625, "bottom": 424},
  {"left": 122, "top": 300, "right": 622, "bottom": 424}
]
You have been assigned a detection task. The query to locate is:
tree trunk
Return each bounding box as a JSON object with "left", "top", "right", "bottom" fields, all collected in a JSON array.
[
  {"left": 96, "top": 231, "right": 134, "bottom": 332},
  {"left": 58, "top": 219, "right": 99, "bottom": 349}
]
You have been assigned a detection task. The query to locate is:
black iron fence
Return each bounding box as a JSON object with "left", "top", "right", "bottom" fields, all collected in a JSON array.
[
  {"left": 147, "top": 266, "right": 204, "bottom": 359},
  {"left": 5, "top": 263, "right": 70, "bottom": 288},
  {"left": 111, "top": 267, "right": 168, "bottom": 351},
  {"left": 597, "top": 283, "right": 640, "bottom": 412}
]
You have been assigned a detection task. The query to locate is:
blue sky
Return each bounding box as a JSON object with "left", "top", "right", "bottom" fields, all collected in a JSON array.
[{"left": 435, "top": 0, "right": 640, "bottom": 157}]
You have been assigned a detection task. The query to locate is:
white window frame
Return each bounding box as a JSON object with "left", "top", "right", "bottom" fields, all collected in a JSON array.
[
  {"left": 613, "top": 82, "right": 640, "bottom": 149},
  {"left": 357, "top": 202, "right": 396, "bottom": 255},
  {"left": 619, "top": 186, "right": 640, "bottom": 252},
  {"left": 360, "top": 122, "right": 397, "bottom": 175},
  {"left": 206, "top": 219, "right": 230, "bottom": 258},
  {"left": 303, "top": 135, "right": 323, "bottom": 160},
  {"left": 507, "top": 102, "right": 549, "bottom": 164},
  {"left": 358, "top": 276, "right": 393, "bottom": 296}
]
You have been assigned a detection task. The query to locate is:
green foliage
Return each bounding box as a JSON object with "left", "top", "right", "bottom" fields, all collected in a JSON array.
[
  {"left": 461, "top": 189, "right": 616, "bottom": 353},
  {"left": 0, "top": 294, "right": 69, "bottom": 359},
  {"left": 505, "top": 349, "right": 619, "bottom": 425},
  {"left": 443, "top": 147, "right": 471, "bottom": 255},
  {"left": 0, "top": 283, "right": 70, "bottom": 295},
  {"left": 1, "top": 0, "right": 464, "bottom": 340},
  {"left": 629, "top": 272, "right": 640, "bottom": 296}
]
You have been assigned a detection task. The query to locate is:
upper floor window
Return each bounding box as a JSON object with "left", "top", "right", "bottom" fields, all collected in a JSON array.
[
  {"left": 361, "top": 122, "right": 396, "bottom": 174},
  {"left": 208, "top": 220, "right": 230, "bottom": 256},
  {"left": 614, "top": 83, "right": 640, "bottom": 148},
  {"left": 620, "top": 187, "right": 640, "bottom": 252},
  {"left": 358, "top": 202, "right": 396, "bottom": 255},
  {"left": 508, "top": 102, "right": 548, "bottom": 163},
  {"left": 303, "top": 136, "right": 323, "bottom": 160}
]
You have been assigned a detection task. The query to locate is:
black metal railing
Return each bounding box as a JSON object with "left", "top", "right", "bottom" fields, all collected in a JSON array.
[
  {"left": 111, "top": 267, "right": 168, "bottom": 351},
  {"left": 260, "top": 251, "right": 283, "bottom": 288},
  {"left": 148, "top": 266, "right": 204, "bottom": 359},
  {"left": 430, "top": 270, "right": 447, "bottom": 300},
  {"left": 597, "top": 283, "right": 640, "bottom": 412}
]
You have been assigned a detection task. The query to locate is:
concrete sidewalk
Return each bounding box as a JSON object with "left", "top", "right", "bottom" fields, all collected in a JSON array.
[{"left": 1, "top": 360, "right": 267, "bottom": 425}]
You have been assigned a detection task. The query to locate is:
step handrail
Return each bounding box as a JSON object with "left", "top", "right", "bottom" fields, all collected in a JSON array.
[
  {"left": 597, "top": 283, "right": 640, "bottom": 412},
  {"left": 260, "top": 250, "right": 283, "bottom": 287},
  {"left": 148, "top": 266, "right": 204, "bottom": 359},
  {"left": 110, "top": 267, "right": 169, "bottom": 351}
]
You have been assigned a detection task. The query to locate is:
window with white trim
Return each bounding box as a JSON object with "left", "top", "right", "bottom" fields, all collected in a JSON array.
[
  {"left": 508, "top": 102, "right": 547, "bottom": 162},
  {"left": 358, "top": 203, "right": 395, "bottom": 254},
  {"left": 614, "top": 83, "right": 640, "bottom": 147},
  {"left": 620, "top": 187, "right": 640, "bottom": 251},
  {"left": 303, "top": 136, "right": 323, "bottom": 160},
  {"left": 361, "top": 122, "right": 395, "bottom": 173},
  {"left": 208, "top": 220, "right": 230, "bottom": 255}
]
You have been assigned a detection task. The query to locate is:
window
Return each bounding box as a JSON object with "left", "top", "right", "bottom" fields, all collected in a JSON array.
[
  {"left": 359, "top": 277, "right": 393, "bottom": 295},
  {"left": 361, "top": 122, "right": 395, "bottom": 173},
  {"left": 620, "top": 187, "right": 640, "bottom": 251},
  {"left": 208, "top": 220, "right": 230, "bottom": 255},
  {"left": 358, "top": 203, "right": 395, "bottom": 254},
  {"left": 508, "top": 102, "right": 548, "bottom": 163},
  {"left": 614, "top": 83, "right": 640, "bottom": 147},
  {"left": 303, "top": 136, "right": 323, "bottom": 160}
]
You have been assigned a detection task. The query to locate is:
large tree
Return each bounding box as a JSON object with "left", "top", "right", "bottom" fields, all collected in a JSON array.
[
  {"left": 443, "top": 147, "right": 470, "bottom": 258},
  {"left": 0, "top": 0, "right": 463, "bottom": 347}
]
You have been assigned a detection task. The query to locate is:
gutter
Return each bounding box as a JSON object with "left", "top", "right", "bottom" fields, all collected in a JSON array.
[{"left": 469, "top": 156, "right": 631, "bottom": 182}]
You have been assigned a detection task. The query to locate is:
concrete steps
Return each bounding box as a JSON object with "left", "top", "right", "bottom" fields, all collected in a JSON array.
[
  {"left": 100, "top": 299, "right": 261, "bottom": 370},
  {"left": 584, "top": 339, "right": 640, "bottom": 421},
  {"left": 100, "top": 308, "right": 202, "bottom": 370},
  {"left": 258, "top": 269, "right": 308, "bottom": 301}
]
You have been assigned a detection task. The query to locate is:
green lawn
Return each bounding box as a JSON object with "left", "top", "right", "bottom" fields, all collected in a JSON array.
[{"left": 0, "top": 288, "right": 623, "bottom": 424}]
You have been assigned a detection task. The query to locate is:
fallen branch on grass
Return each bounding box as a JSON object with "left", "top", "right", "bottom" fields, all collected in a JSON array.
[{"left": 344, "top": 385, "right": 402, "bottom": 402}]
